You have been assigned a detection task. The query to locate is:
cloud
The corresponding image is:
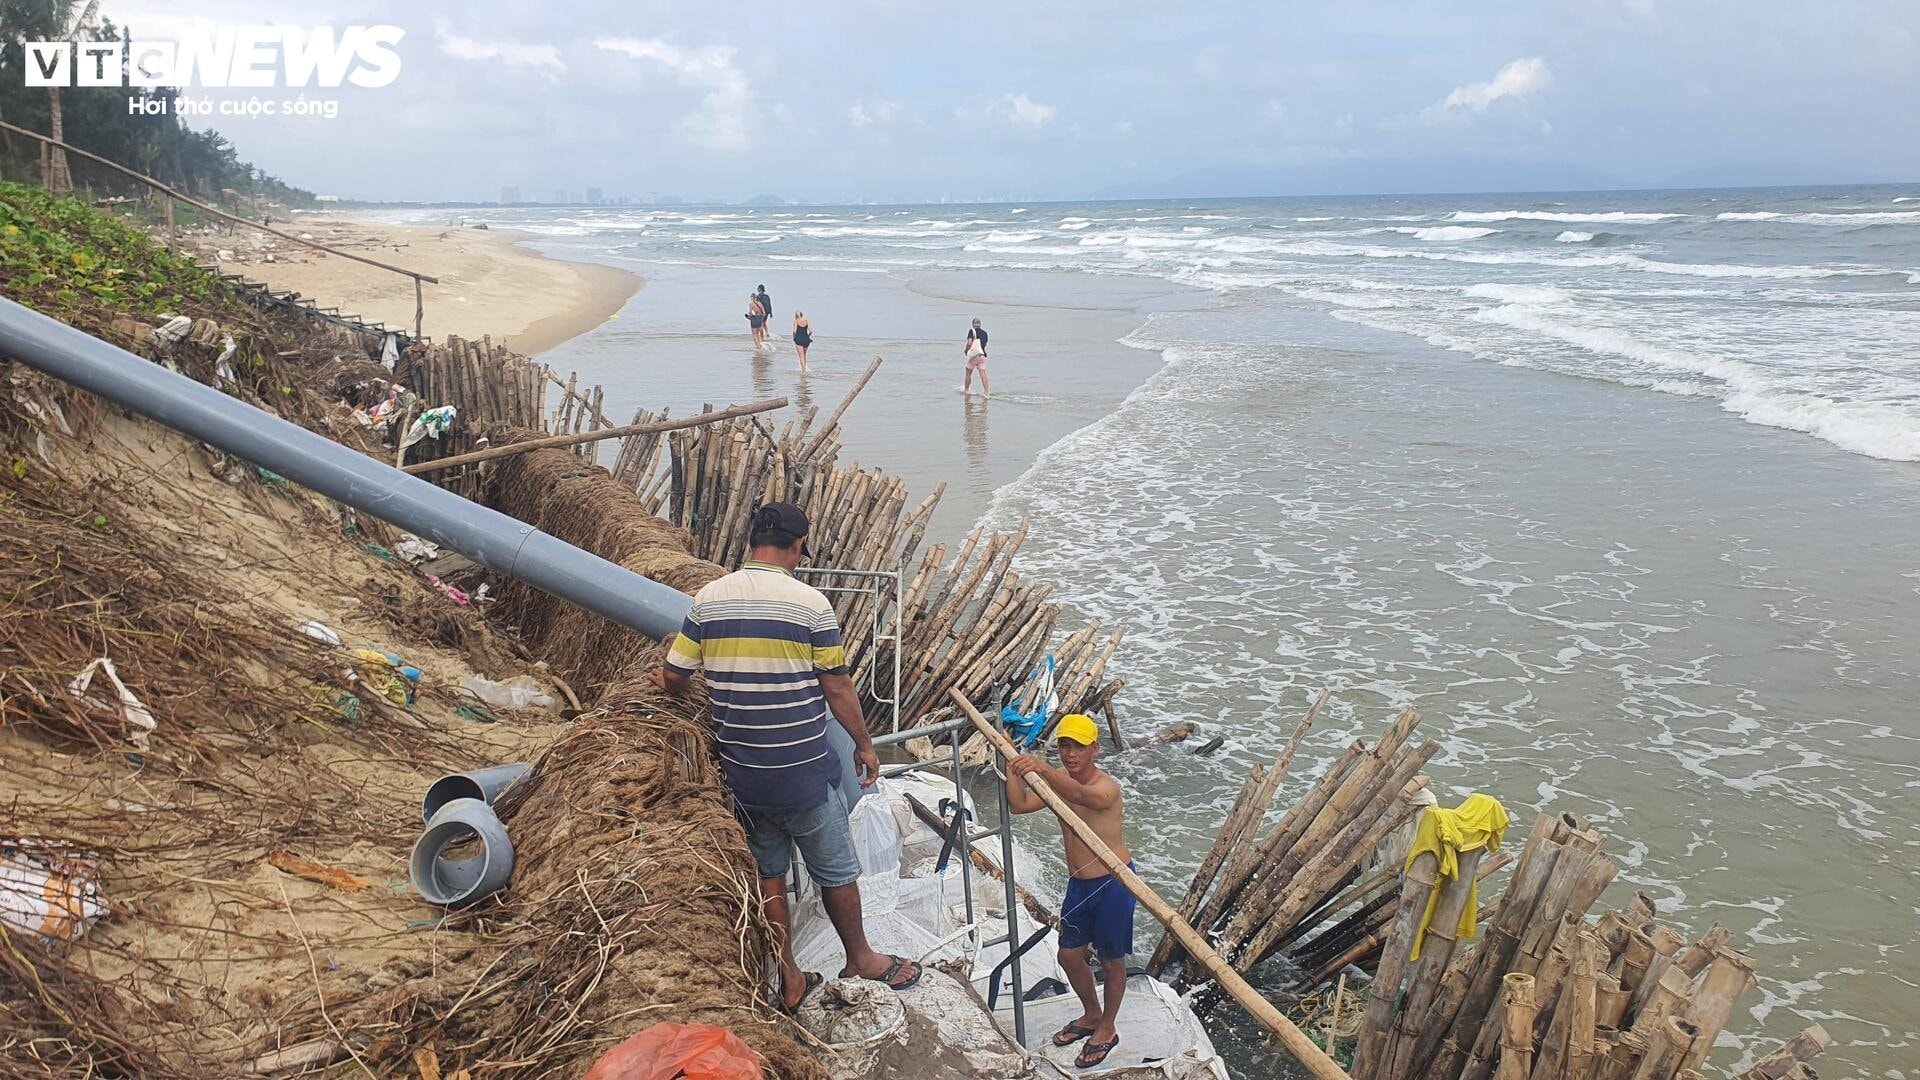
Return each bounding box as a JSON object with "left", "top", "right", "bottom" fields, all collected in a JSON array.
[
  {"left": 1003, "top": 93, "right": 1056, "bottom": 128},
  {"left": 438, "top": 32, "right": 565, "bottom": 73},
  {"left": 848, "top": 99, "right": 901, "bottom": 128},
  {"left": 1433, "top": 57, "right": 1553, "bottom": 114},
  {"left": 594, "top": 36, "right": 753, "bottom": 151}
]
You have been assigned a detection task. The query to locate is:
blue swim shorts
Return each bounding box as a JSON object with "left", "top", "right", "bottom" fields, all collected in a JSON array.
[
  {"left": 1058, "top": 862, "right": 1138, "bottom": 960},
  {"left": 738, "top": 784, "right": 862, "bottom": 888}
]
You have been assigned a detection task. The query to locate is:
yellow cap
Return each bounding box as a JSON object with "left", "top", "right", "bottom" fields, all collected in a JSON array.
[{"left": 1054, "top": 713, "right": 1100, "bottom": 747}]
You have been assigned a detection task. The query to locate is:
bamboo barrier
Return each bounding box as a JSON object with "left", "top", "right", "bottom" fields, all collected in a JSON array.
[
  {"left": 1350, "top": 812, "right": 1806, "bottom": 1080},
  {"left": 391, "top": 335, "right": 548, "bottom": 499},
  {"left": 954, "top": 691, "right": 1351, "bottom": 1080},
  {"left": 1143, "top": 690, "right": 1826, "bottom": 1080}
]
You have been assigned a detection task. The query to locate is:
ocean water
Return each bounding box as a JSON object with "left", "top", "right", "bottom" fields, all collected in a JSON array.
[{"left": 388, "top": 188, "right": 1920, "bottom": 1077}]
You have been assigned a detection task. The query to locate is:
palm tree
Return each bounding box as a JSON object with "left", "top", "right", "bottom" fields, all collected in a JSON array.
[{"left": 1, "top": 0, "right": 99, "bottom": 192}]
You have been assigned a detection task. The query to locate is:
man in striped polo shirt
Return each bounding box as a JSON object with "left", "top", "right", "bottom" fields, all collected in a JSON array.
[{"left": 655, "top": 502, "right": 922, "bottom": 1013}]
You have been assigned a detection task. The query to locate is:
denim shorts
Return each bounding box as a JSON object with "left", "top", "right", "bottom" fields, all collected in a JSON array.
[{"left": 739, "top": 784, "right": 862, "bottom": 888}]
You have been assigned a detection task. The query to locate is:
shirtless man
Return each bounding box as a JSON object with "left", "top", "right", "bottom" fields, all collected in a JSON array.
[{"left": 1007, "top": 713, "right": 1134, "bottom": 1069}]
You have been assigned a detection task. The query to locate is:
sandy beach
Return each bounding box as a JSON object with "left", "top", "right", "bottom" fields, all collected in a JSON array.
[{"left": 176, "top": 217, "right": 640, "bottom": 354}]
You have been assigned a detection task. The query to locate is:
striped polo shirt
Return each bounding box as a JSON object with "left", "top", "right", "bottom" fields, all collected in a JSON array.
[{"left": 665, "top": 562, "right": 849, "bottom": 814}]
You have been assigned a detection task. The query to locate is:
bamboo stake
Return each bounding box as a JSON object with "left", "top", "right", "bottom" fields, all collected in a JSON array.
[
  {"left": 1494, "top": 973, "right": 1537, "bottom": 1080},
  {"left": 1674, "top": 925, "right": 1731, "bottom": 980},
  {"left": 1353, "top": 847, "right": 1440, "bottom": 1078},
  {"left": 1154, "top": 691, "right": 1326, "bottom": 977},
  {"left": 407, "top": 398, "right": 788, "bottom": 475},
  {"left": 1675, "top": 948, "right": 1756, "bottom": 1072},
  {"left": 954, "top": 691, "right": 1350, "bottom": 1080},
  {"left": 1734, "top": 1025, "right": 1831, "bottom": 1080},
  {"left": 1383, "top": 844, "right": 1487, "bottom": 1080}
]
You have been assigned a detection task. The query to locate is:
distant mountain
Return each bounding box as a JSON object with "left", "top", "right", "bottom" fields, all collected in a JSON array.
[
  {"left": 740, "top": 193, "right": 786, "bottom": 206},
  {"left": 1096, "top": 157, "right": 1633, "bottom": 200},
  {"left": 1649, "top": 162, "right": 1893, "bottom": 190}
]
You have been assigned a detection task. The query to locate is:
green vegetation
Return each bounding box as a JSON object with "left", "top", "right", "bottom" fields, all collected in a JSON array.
[
  {"left": 0, "top": 179, "right": 219, "bottom": 317},
  {"left": 0, "top": 3, "right": 313, "bottom": 206}
]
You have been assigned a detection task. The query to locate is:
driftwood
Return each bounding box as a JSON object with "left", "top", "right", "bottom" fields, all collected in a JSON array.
[{"left": 1131, "top": 721, "right": 1197, "bottom": 748}]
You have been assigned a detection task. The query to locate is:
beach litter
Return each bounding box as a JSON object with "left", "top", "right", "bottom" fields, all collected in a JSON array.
[
  {"left": 392, "top": 533, "right": 442, "bottom": 564},
  {"left": 582, "top": 1022, "right": 764, "bottom": 1080},
  {"left": 457, "top": 673, "right": 553, "bottom": 710},
  {"left": 1, "top": 838, "right": 108, "bottom": 942},
  {"left": 297, "top": 619, "right": 342, "bottom": 646},
  {"left": 66, "top": 656, "right": 156, "bottom": 750},
  {"left": 347, "top": 648, "right": 421, "bottom": 705},
  {"left": 267, "top": 850, "right": 373, "bottom": 892}
]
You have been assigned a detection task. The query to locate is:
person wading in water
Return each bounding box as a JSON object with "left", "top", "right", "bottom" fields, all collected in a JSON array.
[{"left": 963, "top": 317, "right": 991, "bottom": 398}]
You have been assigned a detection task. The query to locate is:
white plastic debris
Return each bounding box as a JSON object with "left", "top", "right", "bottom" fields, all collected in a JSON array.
[
  {"left": 399, "top": 406, "right": 457, "bottom": 451},
  {"left": 458, "top": 675, "right": 555, "bottom": 710},
  {"left": 215, "top": 334, "right": 237, "bottom": 383},
  {"left": 0, "top": 839, "right": 107, "bottom": 942},
  {"left": 392, "top": 534, "right": 442, "bottom": 564},
  {"left": 298, "top": 620, "right": 343, "bottom": 646},
  {"left": 67, "top": 657, "right": 156, "bottom": 751},
  {"left": 151, "top": 315, "right": 194, "bottom": 346}
]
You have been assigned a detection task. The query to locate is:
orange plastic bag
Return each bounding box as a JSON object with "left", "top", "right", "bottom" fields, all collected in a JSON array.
[{"left": 582, "top": 1022, "right": 764, "bottom": 1080}]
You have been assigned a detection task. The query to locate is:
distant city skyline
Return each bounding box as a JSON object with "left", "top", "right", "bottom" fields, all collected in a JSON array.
[{"left": 106, "top": 0, "right": 1920, "bottom": 203}]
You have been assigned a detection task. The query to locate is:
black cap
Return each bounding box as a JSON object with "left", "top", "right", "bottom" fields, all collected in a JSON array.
[{"left": 754, "top": 501, "right": 811, "bottom": 557}]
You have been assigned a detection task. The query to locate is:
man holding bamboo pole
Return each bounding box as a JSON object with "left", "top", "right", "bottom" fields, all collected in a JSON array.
[{"left": 1006, "top": 712, "right": 1136, "bottom": 1069}]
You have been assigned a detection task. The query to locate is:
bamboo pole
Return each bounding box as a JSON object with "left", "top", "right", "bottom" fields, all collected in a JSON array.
[
  {"left": 1353, "top": 848, "right": 1439, "bottom": 1078},
  {"left": 1382, "top": 845, "right": 1487, "bottom": 1080},
  {"left": 1675, "top": 948, "right": 1756, "bottom": 1072},
  {"left": 954, "top": 691, "right": 1350, "bottom": 1080},
  {"left": 803, "top": 355, "right": 883, "bottom": 458},
  {"left": 404, "top": 398, "right": 787, "bottom": 475},
  {"left": 1735, "top": 1025, "right": 1831, "bottom": 1080},
  {"left": 1673, "top": 925, "right": 1731, "bottom": 980},
  {"left": 1494, "top": 973, "right": 1537, "bottom": 1080}
]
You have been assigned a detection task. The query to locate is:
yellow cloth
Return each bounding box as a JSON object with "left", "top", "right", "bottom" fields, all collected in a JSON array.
[{"left": 1403, "top": 793, "right": 1510, "bottom": 960}]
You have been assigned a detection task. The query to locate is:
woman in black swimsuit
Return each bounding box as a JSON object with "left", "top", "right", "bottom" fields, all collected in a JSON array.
[{"left": 791, "top": 310, "right": 812, "bottom": 373}]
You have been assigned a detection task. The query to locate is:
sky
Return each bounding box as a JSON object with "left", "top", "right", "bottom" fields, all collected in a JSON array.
[{"left": 94, "top": 0, "right": 1920, "bottom": 202}]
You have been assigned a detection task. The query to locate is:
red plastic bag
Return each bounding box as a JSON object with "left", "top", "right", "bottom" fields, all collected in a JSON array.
[{"left": 582, "top": 1022, "right": 764, "bottom": 1080}]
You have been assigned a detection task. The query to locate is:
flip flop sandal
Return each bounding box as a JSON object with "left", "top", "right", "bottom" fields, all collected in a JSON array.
[
  {"left": 876, "top": 954, "right": 922, "bottom": 990},
  {"left": 776, "top": 971, "right": 823, "bottom": 1016},
  {"left": 1076, "top": 1034, "right": 1120, "bottom": 1069},
  {"left": 1052, "top": 1022, "right": 1097, "bottom": 1047}
]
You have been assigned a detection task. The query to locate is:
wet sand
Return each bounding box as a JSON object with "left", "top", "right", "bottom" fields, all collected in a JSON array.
[{"left": 534, "top": 256, "right": 1205, "bottom": 543}]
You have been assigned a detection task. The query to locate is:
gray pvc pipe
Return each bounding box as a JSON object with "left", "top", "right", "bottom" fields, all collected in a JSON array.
[
  {"left": 0, "top": 296, "right": 692, "bottom": 640},
  {"left": 421, "top": 761, "right": 531, "bottom": 823},
  {"left": 409, "top": 797, "right": 515, "bottom": 906}
]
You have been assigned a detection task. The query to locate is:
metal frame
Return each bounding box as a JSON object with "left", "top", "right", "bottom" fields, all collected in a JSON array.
[
  {"left": 797, "top": 566, "right": 905, "bottom": 734},
  {"left": 871, "top": 714, "right": 1036, "bottom": 1047}
]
